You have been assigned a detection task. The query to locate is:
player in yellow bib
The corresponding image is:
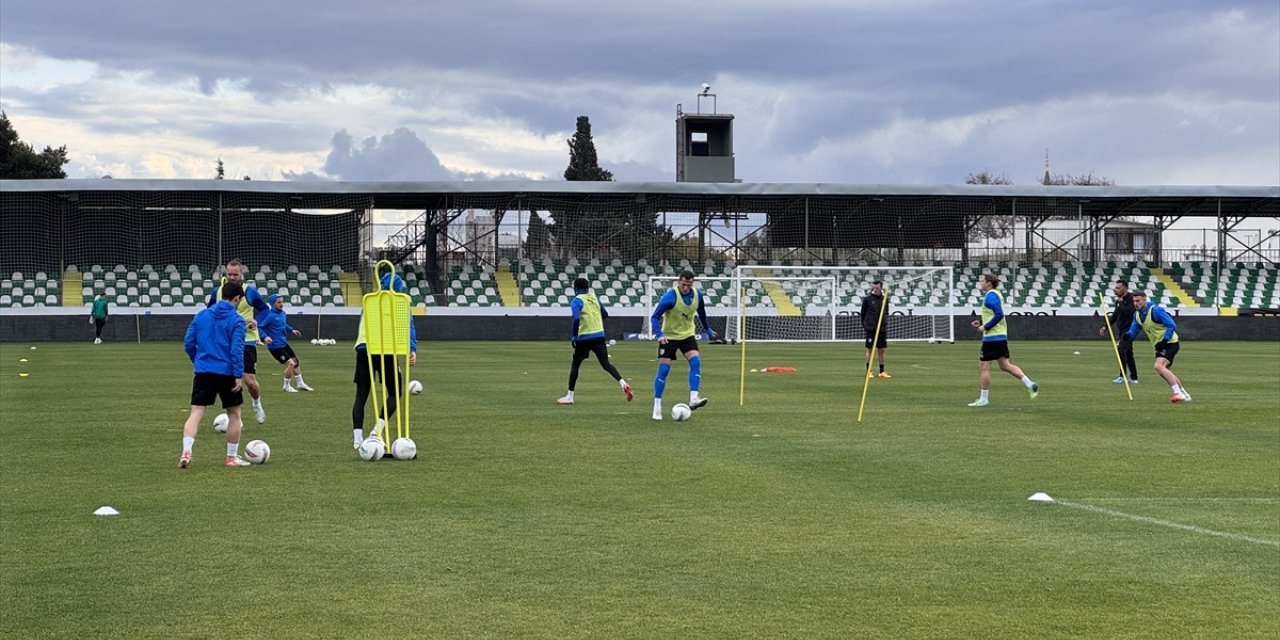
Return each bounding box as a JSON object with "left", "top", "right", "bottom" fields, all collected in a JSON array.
[
  {"left": 208, "top": 260, "right": 272, "bottom": 423},
  {"left": 556, "top": 278, "right": 633, "bottom": 405},
  {"left": 648, "top": 270, "right": 717, "bottom": 421},
  {"left": 967, "top": 273, "right": 1038, "bottom": 407},
  {"left": 1125, "top": 290, "right": 1191, "bottom": 403}
]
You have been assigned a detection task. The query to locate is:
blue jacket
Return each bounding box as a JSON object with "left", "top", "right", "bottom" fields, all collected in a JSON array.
[
  {"left": 258, "top": 307, "right": 295, "bottom": 348},
  {"left": 184, "top": 300, "right": 246, "bottom": 377}
]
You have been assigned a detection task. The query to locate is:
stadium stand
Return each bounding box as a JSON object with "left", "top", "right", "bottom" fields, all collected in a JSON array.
[{"left": 1, "top": 261, "right": 1275, "bottom": 310}]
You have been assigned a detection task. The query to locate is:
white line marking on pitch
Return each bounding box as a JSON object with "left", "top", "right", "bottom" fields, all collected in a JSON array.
[
  {"left": 1056, "top": 500, "right": 1280, "bottom": 548},
  {"left": 1074, "top": 497, "right": 1280, "bottom": 504}
]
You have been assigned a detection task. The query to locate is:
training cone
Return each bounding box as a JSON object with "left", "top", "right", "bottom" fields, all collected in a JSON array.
[
  {"left": 1027, "top": 492, "right": 1054, "bottom": 503},
  {"left": 93, "top": 506, "right": 120, "bottom": 516}
]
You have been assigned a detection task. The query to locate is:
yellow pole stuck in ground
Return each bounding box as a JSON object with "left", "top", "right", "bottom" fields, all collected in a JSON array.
[
  {"left": 1098, "top": 292, "right": 1133, "bottom": 401},
  {"left": 362, "top": 260, "right": 414, "bottom": 452}
]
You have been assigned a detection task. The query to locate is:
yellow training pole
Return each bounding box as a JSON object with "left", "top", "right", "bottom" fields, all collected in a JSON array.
[
  {"left": 856, "top": 284, "right": 890, "bottom": 423},
  {"left": 1098, "top": 292, "right": 1134, "bottom": 401},
  {"left": 738, "top": 283, "right": 747, "bottom": 407}
]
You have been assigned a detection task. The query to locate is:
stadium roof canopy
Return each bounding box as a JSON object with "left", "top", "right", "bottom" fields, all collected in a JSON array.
[{"left": 3, "top": 179, "right": 1277, "bottom": 219}]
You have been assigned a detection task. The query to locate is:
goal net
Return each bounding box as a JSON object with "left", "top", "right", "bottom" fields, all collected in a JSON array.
[{"left": 723, "top": 265, "right": 955, "bottom": 343}]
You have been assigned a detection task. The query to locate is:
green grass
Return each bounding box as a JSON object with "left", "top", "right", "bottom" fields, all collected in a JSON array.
[{"left": 2, "top": 339, "right": 1278, "bottom": 639}]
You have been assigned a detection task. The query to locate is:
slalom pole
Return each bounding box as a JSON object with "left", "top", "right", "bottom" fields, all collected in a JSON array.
[
  {"left": 1098, "top": 292, "right": 1133, "bottom": 401},
  {"left": 856, "top": 284, "right": 889, "bottom": 423}
]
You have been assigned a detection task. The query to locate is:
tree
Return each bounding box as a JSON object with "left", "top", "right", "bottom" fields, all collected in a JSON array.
[
  {"left": 0, "top": 112, "right": 69, "bottom": 179},
  {"left": 524, "top": 211, "right": 551, "bottom": 259},
  {"left": 563, "top": 116, "right": 613, "bottom": 181},
  {"left": 551, "top": 116, "right": 623, "bottom": 258},
  {"left": 965, "top": 169, "right": 1015, "bottom": 240},
  {"left": 1042, "top": 170, "right": 1114, "bottom": 186}
]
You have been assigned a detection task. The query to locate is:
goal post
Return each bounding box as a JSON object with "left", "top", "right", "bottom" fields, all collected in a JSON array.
[{"left": 725, "top": 265, "right": 956, "bottom": 344}]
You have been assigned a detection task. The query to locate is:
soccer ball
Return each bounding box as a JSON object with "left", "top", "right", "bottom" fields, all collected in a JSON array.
[
  {"left": 310, "top": 338, "right": 318, "bottom": 345},
  {"left": 671, "top": 403, "right": 692, "bottom": 422},
  {"left": 408, "top": 380, "right": 423, "bottom": 394},
  {"left": 392, "top": 437, "right": 418, "bottom": 460},
  {"left": 213, "top": 413, "right": 230, "bottom": 433},
  {"left": 358, "top": 438, "right": 385, "bottom": 462},
  {"left": 608, "top": 339, "right": 617, "bottom": 346},
  {"left": 244, "top": 439, "right": 271, "bottom": 464}
]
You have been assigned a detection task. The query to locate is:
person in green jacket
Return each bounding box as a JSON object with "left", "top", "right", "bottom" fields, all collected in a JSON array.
[{"left": 90, "top": 295, "right": 109, "bottom": 344}]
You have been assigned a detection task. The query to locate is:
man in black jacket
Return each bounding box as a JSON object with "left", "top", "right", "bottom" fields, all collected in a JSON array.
[
  {"left": 1100, "top": 279, "right": 1139, "bottom": 383},
  {"left": 861, "top": 280, "right": 890, "bottom": 378}
]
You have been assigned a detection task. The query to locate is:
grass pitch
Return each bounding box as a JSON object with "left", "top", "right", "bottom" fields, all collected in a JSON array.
[{"left": 1, "top": 339, "right": 1277, "bottom": 639}]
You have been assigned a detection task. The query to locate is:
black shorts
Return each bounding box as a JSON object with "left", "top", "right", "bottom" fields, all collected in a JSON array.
[
  {"left": 864, "top": 330, "right": 887, "bottom": 349},
  {"left": 191, "top": 372, "right": 244, "bottom": 408},
  {"left": 269, "top": 345, "right": 297, "bottom": 365},
  {"left": 353, "top": 351, "right": 402, "bottom": 386},
  {"left": 243, "top": 345, "right": 258, "bottom": 375},
  {"left": 980, "top": 340, "right": 1011, "bottom": 362},
  {"left": 1155, "top": 341, "right": 1180, "bottom": 365},
  {"left": 658, "top": 336, "right": 699, "bottom": 360},
  {"left": 573, "top": 336, "right": 608, "bottom": 359}
]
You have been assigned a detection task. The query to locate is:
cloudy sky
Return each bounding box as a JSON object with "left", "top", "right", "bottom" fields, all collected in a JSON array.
[{"left": 1, "top": 0, "right": 1277, "bottom": 186}]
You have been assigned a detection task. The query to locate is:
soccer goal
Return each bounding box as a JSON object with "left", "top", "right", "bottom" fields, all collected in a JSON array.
[{"left": 723, "top": 265, "right": 956, "bottom": 344}]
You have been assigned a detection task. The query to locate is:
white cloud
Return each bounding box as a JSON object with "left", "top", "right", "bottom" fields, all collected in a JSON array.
[{"left": 0, "top": 1, "right": 1275, "bottom": 185}]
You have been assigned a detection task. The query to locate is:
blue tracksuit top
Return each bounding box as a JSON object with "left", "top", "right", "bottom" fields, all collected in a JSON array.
[
  {"left": 258, "top": 308, "right": 295, "bottom": 347},
  {"left": 184, "top": 300, "right": 247, "bottom": 377}
]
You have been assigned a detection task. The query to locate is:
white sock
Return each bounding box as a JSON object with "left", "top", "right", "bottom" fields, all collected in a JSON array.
[
  {"left": 618, "top": 378, "right": 627, "bottom": 388},
  {"left": 353, "top": 428, "right": 363, "bottom": 444},
  {"left": 282, "top": 380, "right": 291, "bottom": 389},
  {"left": 980, "top": 390, "right": 989, "bottom": 401},
  {"left": 653, "top": 398, "right": 662, "bottom": 412},
  {"left": 294, "top": 375, "right": 304, "bottom": 385},
  {"left": 690, "top": 391, "right": 700, "bottom": 403},
  {"left": 226, "top": 442, "right": 239, "bottom": 457},
  {"left": 253, "top": 397, "right": 262, "bottom": 407},
  {"left": 565, "top": 390, "right": 575, "bottom": 401},
  {"left": 1020, "top": 375, "right": 1033, "bottom": 387},
  {"left": 182, "top": 437, "right": 195, "bottom": 454},
  {"left": 1172, "top": 384, "right": 1183, "bottom": 394}
]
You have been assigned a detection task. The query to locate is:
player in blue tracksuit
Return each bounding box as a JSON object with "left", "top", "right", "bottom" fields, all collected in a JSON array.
[
  {"left": 351, "top": 273, "right": 418, "bottom": 448},
  {"left": 179, "top": 281, "right": 250, "bottom": 469},
  {"left": 258, "top": 293, "right": 313, "bottom": 392},
  {"left": 1126, "top": 290, "right": 1191, "bottom": 403}
]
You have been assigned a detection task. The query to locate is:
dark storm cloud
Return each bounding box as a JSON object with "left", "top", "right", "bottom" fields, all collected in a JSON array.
[{"left": 321, "top": 127, "right": 454, "bottom": 181}]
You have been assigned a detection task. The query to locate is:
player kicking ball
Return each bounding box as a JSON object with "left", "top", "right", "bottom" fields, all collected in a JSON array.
[{"left": 259, "top": 293, "right": 315, "bottom": 392}]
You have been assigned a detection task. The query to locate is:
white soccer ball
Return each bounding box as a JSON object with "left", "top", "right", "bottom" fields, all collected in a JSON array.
[
  {"left": 213, "top": 413, "right": 230, "bottom": 433},
  {"left": 392, "top": 437, "right": 418, "bottom": 460},
  {"left": 244, "top": 439, "right": 271, "bottom": 464},
  {"left": 671, "top": 403, "right": 692, "bottom": 422},
  {"left": 310, "top": 338, "right": 318, "bottom": 345},
  {"left": 408, "top": 380, "right": 423, "bottom": 395},
  {"left": 358, "top": 437, "right": 385, "bottom": 462},
  {"left": 608, "top": 339, "right": 617, "bottom": 346}
]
